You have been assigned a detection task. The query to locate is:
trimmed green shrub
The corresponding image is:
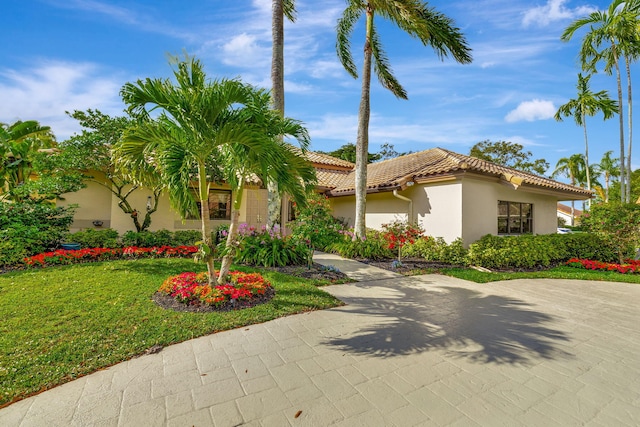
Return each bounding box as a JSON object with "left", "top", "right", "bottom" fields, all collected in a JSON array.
[
  {"left": 467, "top": 233, "right": 620, "bottom": 270},
  {"left": 122, "top": 229, "right": 175, "bottom": 247},
  {"left": 66, "top": 228, "right": 120, "bottom": 248},
  {"left": 329, "top": 229, "right": 394, "bottom": 260},
  {"left": 0, "top": 201, "right": 75, "bottom": 266},
  {"left": 441, "top": 238, "right": 469, "bottom": 266},
  {"left": 172, "top": 230, "right": 202, "bottom": 246}
]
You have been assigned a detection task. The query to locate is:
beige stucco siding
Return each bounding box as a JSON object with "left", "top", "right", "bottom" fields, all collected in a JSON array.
[
  {"left": 330, "top": 192, "right": 411, "bottom": 230},
  {"left": 59, "top": 172, "right": 112, "bottom": 232},
  {"left": 415, "top": 181, "right": 463, "bottom": 244},
  {"left": 461, "top": 178, "right": 559, "bottom": 246}
]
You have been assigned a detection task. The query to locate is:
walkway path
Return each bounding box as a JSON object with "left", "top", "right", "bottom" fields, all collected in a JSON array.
[{"left": 2, "top": 255, "right": 640, "bottom": 426}]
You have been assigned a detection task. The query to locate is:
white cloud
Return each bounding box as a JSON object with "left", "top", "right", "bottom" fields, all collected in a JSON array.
[
  {"left": 522, "top": 0, "right": 597, "bottom": 27},
  {"left": 221, "top": 33, "right": 271, "bottom": 68},
  {"left": 0, "top": 61, "right": 123, "bottom": 140},
  {"left": 505, "top": 99, "right": 556, "bottom": 122}
]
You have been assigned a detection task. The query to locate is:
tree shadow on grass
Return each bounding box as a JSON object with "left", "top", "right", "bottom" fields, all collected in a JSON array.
[{"left": 324, "top": 278, "right": 572, "bottom": 365}]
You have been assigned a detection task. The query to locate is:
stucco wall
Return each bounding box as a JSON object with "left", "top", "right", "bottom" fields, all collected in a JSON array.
[
  {"left": 415, "top": 181, "right": 463, "bottom": 244},
  {"left": 461, "top": 178, "right": 559, "bottom": 246},
  {"left": 329, "top": 192, "right": 411, "bottom": 229},
  {"left": 58, "top": 172, "right": 112, "bottom": 232},
  {"left": 328, "top": 177, "right": 563, "bottom": 247},
  {"left": 59, "top": 177, "right": 272, "bottom": 235}
]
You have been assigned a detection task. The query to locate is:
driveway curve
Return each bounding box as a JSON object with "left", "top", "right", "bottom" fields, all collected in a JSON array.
[{"left": 1, "top": 264, "right": 639, "bottom": 426}]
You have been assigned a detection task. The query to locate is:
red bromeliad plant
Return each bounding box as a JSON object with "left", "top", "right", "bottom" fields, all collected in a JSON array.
[
  {"left": 381, "top": 220, "right": 425, "bottom": 261},
  {"left": 24, "top": 245, "right": 198, "bottom": 267},
  {"left": 158, "top": 270, "right": 272, "bottom": 307},
  {"left": 566, "top": 258, "right": 640, "bottom": 274}
]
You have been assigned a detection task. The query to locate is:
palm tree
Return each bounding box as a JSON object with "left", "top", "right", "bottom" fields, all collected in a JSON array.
[
  {"left": 561, "top": 0, "right": 640, "bottom": 203},
  {"left": 216, "top": 87, "right": 315, "bottom": 282},
  {"left": 0, "top": 120, "right": 55, "bottom": 199},
  {"left": 554, "top": 73, "right": 618, "bottom": 203},
  {"left": 116, "top": 56, "right": 313, "bottom": 285},
  {"left": 552, "top": 154, "right": 586, "bottom": 225},
  {"left": 599, "top": 150, "right": 620, "bottom": 202},
  {"left": 269, "top": 0, "right": 298, "bottom": 228},
  {"left": 336, "top": 0, "right": 472, "bottom": 238}
]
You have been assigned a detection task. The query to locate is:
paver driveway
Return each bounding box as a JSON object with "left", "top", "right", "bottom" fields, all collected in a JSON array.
[{"left": 1, "top": 263, "right": 639, "bottom": 426}]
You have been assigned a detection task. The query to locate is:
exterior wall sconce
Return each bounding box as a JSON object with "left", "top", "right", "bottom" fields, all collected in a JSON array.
[
  {"left": 92, "top": 220, "right": 104, "bottom": 227},
  {"left": 146, "top": 196, "right": 152, "bottom": 211}
]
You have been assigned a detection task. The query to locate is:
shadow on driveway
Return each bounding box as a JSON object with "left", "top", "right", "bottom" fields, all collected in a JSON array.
[{"left": 324, "top": 277, "right": 572, "bottom": 365}]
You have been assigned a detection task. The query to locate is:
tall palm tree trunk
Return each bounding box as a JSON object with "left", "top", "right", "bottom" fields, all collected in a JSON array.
[
  {"left": 219, "top": 186, "right": 244, "bottom": 284},
  {"left": 268, "top": 0, "right": 285, "bottom": 229},
  {"left": 197, "top": 163, "right": 215, "bottom": 285},
  {"left": 354, "top": 5, "right": 374, "bottom": 239},
  {"left": 613, "top": 46, "right": 626, "bottom": 203},
  {"left": 625, "top": 55, "right": 633, "bottom": 203}
]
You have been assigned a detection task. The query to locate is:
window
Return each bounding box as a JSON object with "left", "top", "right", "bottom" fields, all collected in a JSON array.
[
  {"left": 287, "top": 199, "right": 296, "bottom": 222},
  {"left": 187, "top": 190, "right": 232, "bottom": 220},
  {"left": 498, "top": 201, "right": 532, "bottom": 235}
]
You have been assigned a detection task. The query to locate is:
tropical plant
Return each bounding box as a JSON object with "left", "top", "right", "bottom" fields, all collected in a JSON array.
[
  {"left": 61, "top": 110, "right": 163, "bottom": 232},
  {"left": 551, "top": 154, "right": 586, "bottom": 225},
  {"left": 116, "top": 56, "right": 314, "bottom": 285},
  {"left": 215, "top": 90, "right": 316, "bottom": 280},
  {"left": 0, "top": 120, "right": 57, "bottom": 200},
  {"left": 290, "top": 192, "right": 346, "bottom": 251},
  {"left": 581, "top": 202, "right": 640, "bottom": 263},
  {"left": 554, "top": 73, "right": 618, "bottom": 198},
  {"left": 561, "top": 0, "right": 640, "bottom": 202},
  {"left": 335, "top": 0, "right": 472, "bottom": 238},
  {"left": 598, "top": 150, "right": 620, "bottom": 202}
]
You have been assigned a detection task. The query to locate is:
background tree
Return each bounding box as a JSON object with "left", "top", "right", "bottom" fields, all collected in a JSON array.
[
  {"left": 336, "top": 0, "right": 472, "bottom": 238},
  {"left": 551, "top": 153, "right": 586, "bottom": 225},
  {"left": 598, "top": 150, "right": 620, "bottom": 202},
  {"left": 561, "top": 0, "right": 640, "bottom": 202},
  {"left": 554, "top": 73, "right": 618, "bottom": 199},
  {"left": 268, "top": 0, "right": 298, "bottom": 228},
  {"left": 319, "top": 142, "right": 381, "bottom": 163},
  {"left": 378, "top": 142, "right": 412, "bottom": 160},
  {"left": 469, "top": 140, "right": 549, "bottom": 175},
  {"left": 581, "top": 202, "right": 640, "bottom": 263},
  {"left": 60, "top": 110, "right": 162, "bottom": 232}
]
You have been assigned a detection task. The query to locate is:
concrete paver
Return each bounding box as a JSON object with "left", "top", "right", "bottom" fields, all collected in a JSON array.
[{"left": 2, "top": 255, "right": 640, "bottom": 426}]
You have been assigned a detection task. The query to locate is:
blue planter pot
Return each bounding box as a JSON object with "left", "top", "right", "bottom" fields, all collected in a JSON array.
[{"left": 61, "top": 243, "right": 81, "bottom": 251}]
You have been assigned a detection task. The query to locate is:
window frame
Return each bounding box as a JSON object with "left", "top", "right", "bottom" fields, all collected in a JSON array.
[
  {"left": 497, "top": 201, "right": 533, "bottom": 235},
  {"left": 186, "top": 189, "right": 232, "bottom": 220}
]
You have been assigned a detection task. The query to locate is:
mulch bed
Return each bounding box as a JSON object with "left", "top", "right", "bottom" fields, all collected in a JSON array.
[{"left": 152, "top": 286, "right": 276, "bottom": 313}]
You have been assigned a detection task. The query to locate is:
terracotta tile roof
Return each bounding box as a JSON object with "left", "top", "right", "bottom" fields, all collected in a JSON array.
[
  {"left": 325, "top": 147, "right": 592, "bottom": 198},
  {"left": 557, "top": 203, "right": 583, "bottom": 216},
  {"left": 305, "top": 151, "right": 355, "bottom": 169}
]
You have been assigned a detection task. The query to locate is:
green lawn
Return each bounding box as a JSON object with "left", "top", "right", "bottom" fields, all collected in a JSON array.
[
  {"left": 441, "top": 265, "right": 640, "bottom": 284},
  {"left": 0, "top": 258, "right": 343, "bottom": 406}
]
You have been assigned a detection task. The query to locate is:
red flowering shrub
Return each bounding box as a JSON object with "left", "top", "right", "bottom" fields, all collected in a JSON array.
[
  {"left": 159, "top": 270, "right": 272, "bottom": 307},
  {"left": 566, "top": 258, "right": 640, "bottom": 274},
  {"left": 382, "top": 220, "right": 425, "bottom": 260},
  {"left": 23, "top": 245, "right": 198, "bottom": 267}
]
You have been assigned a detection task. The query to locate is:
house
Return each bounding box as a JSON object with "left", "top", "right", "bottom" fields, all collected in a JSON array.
[
  {"left": 315, "top": 148, "right": 591, "bottom": 246},
  {"left": 59, "top": 147, "right": 591, "bottom": 246},
  {"left": 557, "top": 203, "right": 583, "bottom": 226}
]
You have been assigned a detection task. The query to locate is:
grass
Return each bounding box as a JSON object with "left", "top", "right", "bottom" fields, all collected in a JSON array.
[
  {"left": 440, "top": 265, "right": 640, "bottom": 284},
  {"left": 0, "top": 258, "right": 343, "bottom": 407}
]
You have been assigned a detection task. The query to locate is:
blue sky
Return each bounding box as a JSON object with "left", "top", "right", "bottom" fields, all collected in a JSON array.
[{"left": 1, "top": 0, "right": 632, "bottom": 178}]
